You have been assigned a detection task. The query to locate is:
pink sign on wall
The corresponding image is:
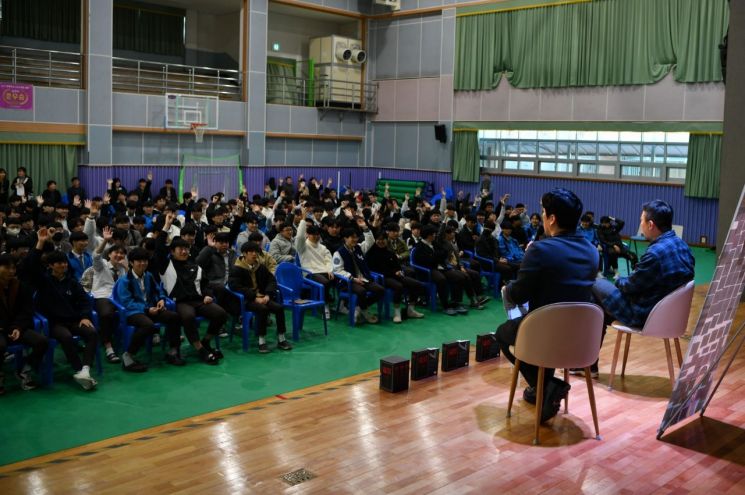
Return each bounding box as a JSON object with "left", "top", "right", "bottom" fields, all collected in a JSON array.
[{"left": 0, "top": 82, "right": 33, "bottom": 110}]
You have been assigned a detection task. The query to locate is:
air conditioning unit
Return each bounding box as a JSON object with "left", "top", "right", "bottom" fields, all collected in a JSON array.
[
  {"left": 309, "top": 36, "right": 366, "bottom": 106},
  {"left": 374, "top": 0, "right": 400, "bottom": 11}
]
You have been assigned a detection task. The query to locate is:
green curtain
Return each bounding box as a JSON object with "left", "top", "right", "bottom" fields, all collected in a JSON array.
[
  {"left": 0, "top": 0, "right": 81, "bottom": 44},
  {"left": 0, "top": 144, "right": 77, "bottom": 195},
  {"left": 454, "top": 0, "right": 729, "bottom": 90},
  {"left": 266, "top": 59, "right": 298, "bottom": 105},
  {"left": 452, "top": 130, "right": 481, "bottom": 183},
  {"left": 113, "top": 4, "right": 185, "bottom": 56},
  {"left": 684, "top": 134, "right": 721, "bottom": 199}
]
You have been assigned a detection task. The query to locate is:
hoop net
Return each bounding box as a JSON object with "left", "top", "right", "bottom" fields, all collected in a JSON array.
[{"left": 190, "top": 123, "right": 207, "bottom": 143}]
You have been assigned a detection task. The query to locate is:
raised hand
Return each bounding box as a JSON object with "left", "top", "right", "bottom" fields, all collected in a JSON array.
[
  {"left": 355, "top": 216, "right": 367, "bottom": 229},
  {"left": 73, "top": 195, "right": 81, "bottom": 207},
  {"left": 147, "top": 170, "right": 153, "bottom": 182},
  {"left": 500, "top": 193, "right": 510, "bottom": 204},
  {"left": 103, "top": 193, "right": 111, "bottom": 204},
  {"left": 106, "top": 178, "right": 113, "bottom": 187},
  {"left": 327, "top": 177, "right": 333, "bottom": 186},
  {"left": 206, "top": 233, "right": 216, "bottom": 247},
  {"left": 102, "top": 226, "right": 113, "bottom": 243},
  {"left": 35, "top": 195, "right": 44, "bottom": 206},
  {"left": 36, "top": 227, "right": 51, "bottom": 245},
  {"left": 191, "top": 186, "right": 199, "bottom": 197},
  {"left": 404, "top": 193, "right": 410, "bottom": 201},
  {"left": 415, "top": 187, "right": 422, "bottom": 196}
]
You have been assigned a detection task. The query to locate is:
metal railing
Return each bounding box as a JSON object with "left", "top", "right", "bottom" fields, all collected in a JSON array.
[
  {"left": 112, "top": 57, "right": 242, "bottom": 101},
  {"left": 0, "top": 45, "right": 82, "bottom": 88},
  {"left": 266, "top": 74, "right": 378, "bottom": 113}
]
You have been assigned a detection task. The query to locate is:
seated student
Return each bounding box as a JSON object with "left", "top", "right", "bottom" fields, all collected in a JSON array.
[
  {"left": 236, "top": 215, "right": 270, "bottom": 251},
  {"left": 115, "top": 248, "right": 182, "bottom": 371},
  {"left": 577, "top": 214, "right": 602, "bottom": 274},
  {"left": 436, "top": 226, "right": 489, "bottom": 309},
  {"left": 0, "top": 254, "right": 49, "bottom": 394},
  {"left": 67, "top": 176, "right": 86, "bottom": 203},
  {"left": 269, "top": 222, "right": 297, "bottom": 263},
  {"left": 525, "top": 213, "right": 542, "bottom": 242},
  {"left": 28, "top": 228, "right": 99, "bottom": 390},
  {"left": 365, "top": 231, "right": 425, "bottom": 323},
  {"left": 321, "top": 217, "right": 343, "bottom": 255},
  {"left": 66, "top": 231, "right": 92, "bottom": 281},
  {"left": 91, "top": 226, "right": 128, "bottom": 364},
  {"left": 497, "top": 221, "right": 525, "bottom": 267},
  {"left": 295, "top": 212, "right": 335, "bottom": 318},
  {"left": 597, "top": 215, "right": 638, "bottom": 278},
  {"left": 242, "top": 232, "right": 276, "bottom": 273},
  {"left": 476, "top": 222, "right": 519, "bottom": 282},
  {"left": 412, "top": 225, "right": 470, "bottom": 316},
  {"left": 229, "top": 242, "right": 292, "bottom": 353},
  {"left": 196, "top": 231, "right": 239, "bottom": 315},
  {"left": 154, "top": 231, "right": 227, "bottom": 365},
  {"left": 41, "top": 180, "right": 62, "bottom": 205},
  {"left": 332, "top": 219, "right": 385, "bottom": 324}
]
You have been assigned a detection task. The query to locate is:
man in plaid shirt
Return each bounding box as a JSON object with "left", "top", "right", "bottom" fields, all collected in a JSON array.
[{"left": 593, "top": 200, "right": 695, "bottom": 328}]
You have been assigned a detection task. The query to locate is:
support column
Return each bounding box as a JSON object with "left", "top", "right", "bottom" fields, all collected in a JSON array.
[
  {"left": 246, "top": 0, "right": 268, "bottom": 166},
  {"left": 85, "top": 1, "right": 113, "bottom": 165}
]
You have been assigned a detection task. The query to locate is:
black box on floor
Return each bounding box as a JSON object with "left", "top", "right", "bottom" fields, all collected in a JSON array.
[
  {"left": 380, "top": 355, "right": 410, "bottom": 393},
  {"left": 411, "top": 348, "right": 439, "bottom": 381},
  {"left": 441, "top": 340, "right": 470, "bottom": 371},
  {"left": 475, "top": 332, "right": 501, "bottom": 362}
]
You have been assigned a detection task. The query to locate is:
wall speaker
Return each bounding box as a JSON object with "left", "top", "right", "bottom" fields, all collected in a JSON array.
[{"left": 434, "top": 124, "right": 447, "bottom": 144}]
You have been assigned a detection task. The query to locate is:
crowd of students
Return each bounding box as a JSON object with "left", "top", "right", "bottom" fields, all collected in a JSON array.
[{"left": 1, "top": 167, "right": 633, "bottom": 395}]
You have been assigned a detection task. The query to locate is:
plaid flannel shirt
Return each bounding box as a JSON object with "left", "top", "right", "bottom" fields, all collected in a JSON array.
[{"left": 602, "top": 230, "right": 694, "bottom": 326}]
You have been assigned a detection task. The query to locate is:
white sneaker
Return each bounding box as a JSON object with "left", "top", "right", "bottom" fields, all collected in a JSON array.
[
  {"left": 73, "top": 366, "right": 96, "bottom": 390},
  {"left": 152, "top": 333, "right": 161, "bottom": 346},
  {"left": 354, "top": 306, "right": 362, "bottom": 324},
  {"left": 613, "top": 272, "right": 621, "bottom": 281},
  {"left": 362, "top": 309, "right": 379, "bottom": 324},
  {"left": 324, "top": 305, "right": 331, "bottom": 320},
  {"left": 393, "top": 308, "right": 402, "bottom": 323},
  {"left": 338, "top": 301, "right": 349, "bottom": 315},
  {"left": 407, "top": 305, "right": 424, "bottom": 318}
]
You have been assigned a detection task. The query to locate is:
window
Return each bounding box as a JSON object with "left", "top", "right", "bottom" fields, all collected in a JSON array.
[{"left": 477, "top": 129, "right": 689, "bottom": 183}]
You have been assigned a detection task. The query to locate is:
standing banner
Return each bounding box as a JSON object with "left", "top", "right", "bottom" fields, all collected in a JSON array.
[
  {"left": 658, "top": 184, "right": 745, "bottom": 437},
  {"left": 0, "top": 83, "right": 33, "bottom": 110}
]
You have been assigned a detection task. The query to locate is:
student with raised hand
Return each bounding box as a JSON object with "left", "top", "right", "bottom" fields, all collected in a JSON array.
[
  {"left": 229, "top": 242, "right": 292, "bottom": 353},
  {"left": 295, "top": 206, "right": 335, "bottom": 318},
  {"left": 116, "top": 248, "right": 183, "bottom": 371},
  {"left": 91, "top": 226, "right": 128, "bottom": 364},
  {"left": 154, "top": 216, "right": 227, "bottom": 365},
  {"left": 0, "top": 254, "right": 49, "bottom": 395},
  {"left": 28, "top": 227, "right": 99, "bottom": 390}
]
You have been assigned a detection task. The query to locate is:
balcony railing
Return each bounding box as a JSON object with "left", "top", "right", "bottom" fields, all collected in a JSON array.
[
  {"left": 0, "top": 45, "right": 82, "bottom": 88},
  {"left": 267, "top": 74, "right": 378, "bottom": 113},
  {"left": 112, "top": 57, "right": 242, "bottom": 101}
]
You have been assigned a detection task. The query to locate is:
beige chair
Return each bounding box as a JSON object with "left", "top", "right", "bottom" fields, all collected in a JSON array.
[
  {"left": 607, "top": 280, "right": 695, "bottom": 391},
  {"left": 506, "top": 302, "right": 605, "bottom": 445}
]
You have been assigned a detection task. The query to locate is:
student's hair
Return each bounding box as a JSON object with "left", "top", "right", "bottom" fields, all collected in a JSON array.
[
  {"left": 580, "top": 214, "right": 592, "bottom": 223},
  {"left": 214, "top": 232, "right": 231, "bottom": 244},
  {"left": 112, "top": 229, "right": 129, "bottom": 241},
  {"left": 107, "top": 244, "right": 127, "bottom": 257},
  {"left": 180, "top": 224, "right": 196, "bottom": 236},
  {"left": 45, "top": 250, "right": 67, "bottom": 264},
  {"left": 132, "top": 216, "right": 145, "bottom": 225},
  {"left": 384, "top": 222, "right": 400, "bottom": 232},
  {"left": 410, "top": 221, "right": 422, "bottom": 231},
  {"left": 170, "top": 237, "right": 190, "bottom": 250},
  {"left": 0, "top": 253, "right": 16, "bottom": 267},
  {"left": 515, "top": 203, "right": 525, "bottom": 209},
  {"left": 306, "top": 224, "right": 321, "bottom": 235},
  {"left": 47, "top": 180, "right": 56, "bottom": 187},
  {"left": 240, "top": 241, "right": 261, "bottom": 253},
  {"left": 375, "top": 231, "right": 387, "bottom": 241},
  {"left": 114, "top": 215, "right": 130, "bottom": 225},
  {"left": 540, "top": 188, "right": 583, "bottom": 232},
  {"left": 421, "top": 225, "right": 438, "bottom": 239},
  {"left": 69, "top": 231, "right": 88, "bottom": 242},
  {"left": 599, "top": 216, "right": 612, "bottom": 224},
  {"left": 128, "top": 247, "right": 150, "bottom": 262},
  {"left": 483, "top": 221, "right": 496, "bottom": 231},
  {"left": 530, "top": 213, "right": 541, "bottom": 221},
  {"left": 465, "top": 214, "right": 477, "bottom": 223},
  {"left": 500, "top": 221, "right": 513, "bottom": 231},
  {"left": 165, "top": 179, "right": 173, "bottom": 185},
  {"left": 642, "top": 200, "right": 673, "bottom": 232},
  {"left": 248, "top": 232, "right": 264, "bottom": 242}
]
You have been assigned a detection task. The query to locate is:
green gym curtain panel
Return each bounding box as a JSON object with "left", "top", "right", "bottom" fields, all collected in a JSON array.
[
  {"left": 113, "top": 3, "right": 185, "bottom": 56},
  {"left": 266, "top": 59, "right": 298, "bottom": 105},
  {"left": 454, "top": 0, "right": 729, "bottom": 90},
  {"left": 452, "top": 130, "right": 481, "bottom": 183},
  {"left": 684, "top": 134, "right": 721, "bottom": 199},
  {"left": 0, "top": 0, "right": 81, "bottom": 44},
  {"left": 0, "top": 144, "right": 77, "bottom": 194}
]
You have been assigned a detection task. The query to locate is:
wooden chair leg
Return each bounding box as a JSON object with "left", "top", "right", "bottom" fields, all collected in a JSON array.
[
  {"left": 664, "top": 338, "right": 676, "bottom": 387},
  {"left": 674, "top": 338, "right": 683, "bottom": 367},
  {"left": 534, "top": 367, "right": 545, "bottom": 446},
  {"left": 507, "top": 360, "right": 520, "bottom": 418},
  {"left": 621, "top": 333, "right": 632, "bottom": 377},
  {"left": 585, "top": 367, "right": 601, "bottom": 440},
  {"left": 564, "top": 368, "right": 569, "bottom": 414},
  {"left": 608, "top": 331, "right": 623, "bottom": 390}
]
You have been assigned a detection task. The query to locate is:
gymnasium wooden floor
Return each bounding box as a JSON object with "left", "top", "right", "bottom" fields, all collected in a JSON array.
[{"left": 1, "top": 285, "right": 744, "bottom": 494}]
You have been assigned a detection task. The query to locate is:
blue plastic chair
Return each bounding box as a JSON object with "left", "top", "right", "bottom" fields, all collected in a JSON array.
[
  {"left": 370, "top": 271, "right": 394, "bottom": 320},
  {"left": 409, "top": 247, "right": 439, "bottom": 312},
  {"left": 275, "top": 262, "right": 328, "bottom": 339},
  {"left": 223, "top": 286, "right": 255, "bottom": 352},
  {"left": 110, "top": 278, "right": 169, "bottom": 361},
  {"left": 36, "top": 312, "right": 103, "bottom": 386},
  {"left": 464, "top": 250, "right": 502, "bottom": 298}
]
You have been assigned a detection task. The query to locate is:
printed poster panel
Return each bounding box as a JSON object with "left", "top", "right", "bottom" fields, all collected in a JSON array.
[{"left": 0, "top": 82, "right": 33, "bottom": 110}]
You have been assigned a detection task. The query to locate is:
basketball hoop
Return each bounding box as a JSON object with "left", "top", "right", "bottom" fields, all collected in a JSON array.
[{"left": 190, "top": 122, "right": 207, "bottom": 143}]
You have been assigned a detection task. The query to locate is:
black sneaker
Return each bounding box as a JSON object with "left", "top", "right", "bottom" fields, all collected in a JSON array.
[
  {"left": 469, "top": 301, "right": 486, "bottom": 310},
  {"left": 201, "top": 339, "right": 224, "bottom": 360},
  {"left": 444, "top": 307, "right": 458, "bottom": 316},
  {"left": 454, "top": 305, "right": 469, "bottom": 314},
  {"left": 476, "top": 296, "right": 491, "bottom": 306},
  {"left": 540, "top": 378, "right": 571, "bottom": 423},
  {"left": 198, "top": 347, "right": 219, "bottom": 365},
  {"left": 165, "top": 353, "right": 186, "bottom": 366},
  {"left": 258, "top": 343, "right": 272, "bottom": 354},
  {"left": 277, "top": 340, "right": 293, "bottom": 351},
  {"left": 122, "top": 361, "right": 148, "bottom": 373},
  {"left": 523, "top": 386, "right": 536, "bottom": 405},
  {"left": 106, "top": 352, "right": 121, "bottom": 364},
  {"left": 16, "top": 368, "right": 38, "bottom": 391}
]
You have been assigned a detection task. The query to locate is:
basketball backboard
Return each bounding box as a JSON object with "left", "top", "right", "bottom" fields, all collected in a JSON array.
[{"left": 165, "top": 93, "right": 218, "bottom": 130}]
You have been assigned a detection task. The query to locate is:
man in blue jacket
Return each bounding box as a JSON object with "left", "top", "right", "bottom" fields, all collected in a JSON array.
[
  {"left": 115, "top": 248, "right": 182, "bottom": 371},
  {"left": 496, "top": 188, "right": 599, "bottom": 423}
]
